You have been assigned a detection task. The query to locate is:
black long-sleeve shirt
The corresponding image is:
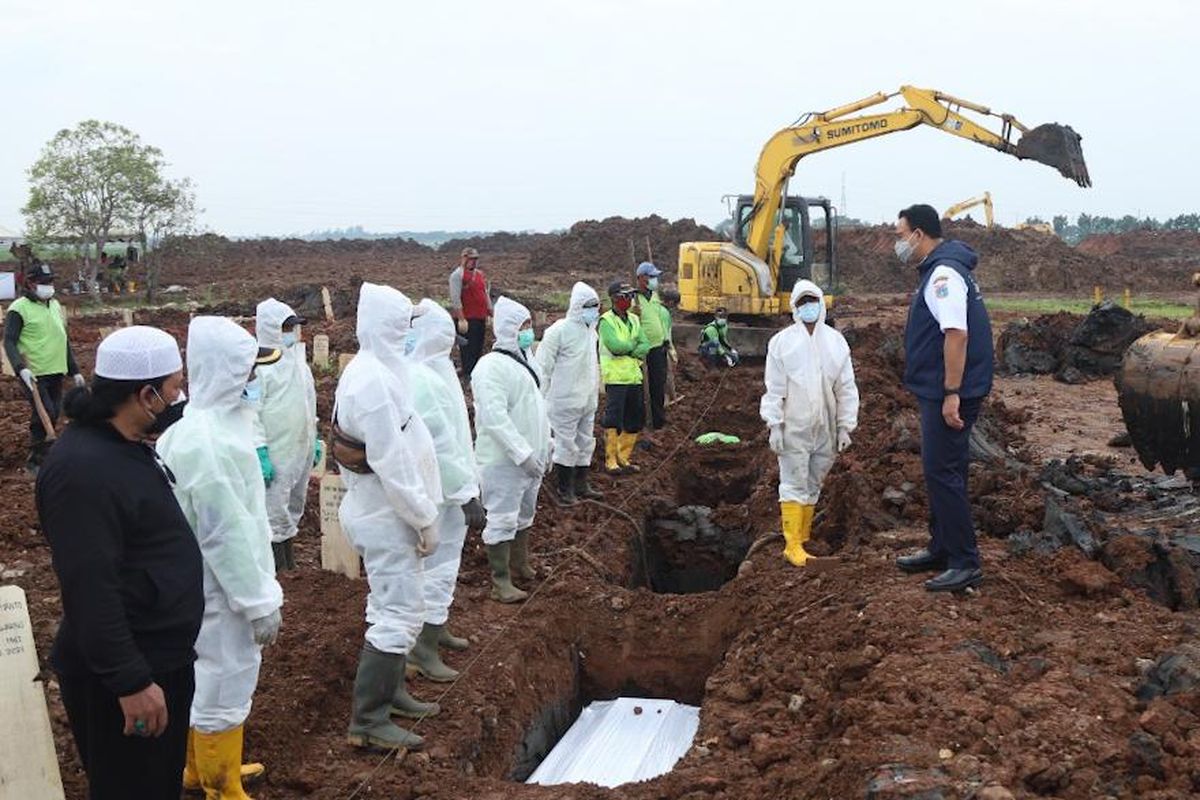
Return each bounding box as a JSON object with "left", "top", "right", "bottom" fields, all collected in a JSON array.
[
  {"left": 36, "top": 422, "right": 204, "bottom": 696},
  {"left": 3, "top": 307, "right": 80, "bottom": 375}
]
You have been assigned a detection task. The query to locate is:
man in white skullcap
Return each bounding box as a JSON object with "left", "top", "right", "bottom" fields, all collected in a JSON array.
[
  {"left": 37, "top": 326, "right": 203, "bottom": 799},
  {"left": 158, "top": 317, "right": 285, "bottom": 798}
]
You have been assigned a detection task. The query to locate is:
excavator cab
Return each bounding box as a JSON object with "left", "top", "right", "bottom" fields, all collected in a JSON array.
[{"left": 731, "top": 195, "right": 837, "bottom": 297}]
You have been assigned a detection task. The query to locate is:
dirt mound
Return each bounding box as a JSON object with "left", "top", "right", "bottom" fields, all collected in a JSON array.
[
  {"left": 159, "top": 233, "right": 432, "bottom": 263},
  {"left": 527, "top": 215, "right": 717, "bottom": 277},
  {"left": 437, "top": 231, "right": 559, "bottom": 255},
  {"left": 997, "top": 303, "right": 1154, "bottom": 382},
  {"left": 836, "top": 222, "right": 1109, "bottom": 293}
]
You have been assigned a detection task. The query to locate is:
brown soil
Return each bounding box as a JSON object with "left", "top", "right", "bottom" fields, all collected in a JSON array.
[{"left": 7, "top": 231, "right": 1200, "bottom": 799}]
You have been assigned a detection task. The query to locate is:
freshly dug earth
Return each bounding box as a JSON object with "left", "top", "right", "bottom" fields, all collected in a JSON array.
[
  {"left": 6, "top": 296, "right": 1200, "bottom": 800},
  {"left": 996, "top": 303, "right": 1154, "bottom": 381}
]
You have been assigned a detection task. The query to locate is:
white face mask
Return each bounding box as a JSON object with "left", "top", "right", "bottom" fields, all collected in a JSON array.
[
  {"left": 647, "top": 277, "right": 659, "bottom": 291},
  {"left": 35, "top": 284, "right": 55, "bottom": 300},
  {"left": 894, "top": 232, "right": 918, "bottom": 265},
  {"left": 281, "top": 332, "right": 299, "bottom": 348},
  {"left": 581, "top": 307, "right": 600, "bottom": 326}
]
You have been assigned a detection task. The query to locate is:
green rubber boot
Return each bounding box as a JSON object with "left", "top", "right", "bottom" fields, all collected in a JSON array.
[
  {"left": 487, "top": 542, "right": 529, "bottom": 603},
  {"left": 390, "top": 656, "right": 441, "bottom": 719},
  {"left": 405, "top": 623, "right": 460, "bottom": 683},
  {"left": 438, "top": 624, "right": 470, "bottom": 652},
  {"left": 347, "top": 643, "right": 424, "bottom": 751}
]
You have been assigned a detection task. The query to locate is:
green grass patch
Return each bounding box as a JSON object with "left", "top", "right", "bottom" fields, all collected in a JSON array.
[{"left": 986, "top": 296, "right": 1193, "bottom": 320}]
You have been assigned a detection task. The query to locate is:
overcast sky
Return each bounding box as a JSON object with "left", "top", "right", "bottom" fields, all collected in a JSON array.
[{"left": 1, "top": 0, "right": 1194, "bottom": 236}]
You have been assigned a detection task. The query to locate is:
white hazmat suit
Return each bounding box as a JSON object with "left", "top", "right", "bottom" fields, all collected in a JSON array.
[
  {"left": 253, "top": 299, "right": 318, "bottom": 554},
  {"left": 335, "top": 284, "right": 442, "bottom": 655},
  {"left": 407, "top": 299, "right": 480, "bottom": 626},
  {"left": 472, "top": 296, "right": 551, "bottom": 547},
  {"left": 760, "top": 280, "right": 859, "bottom": 505},
  {"left": 536, "top": 282, "right": 600, "bottom": 469},
  {"left": 157, "top": 317, "right": 284, "bottom": 734}
]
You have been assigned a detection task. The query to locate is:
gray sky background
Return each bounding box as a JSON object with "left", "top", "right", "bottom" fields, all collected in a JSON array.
[{"left": 1, "top": 0, "right": 1194, "bottom": 236}]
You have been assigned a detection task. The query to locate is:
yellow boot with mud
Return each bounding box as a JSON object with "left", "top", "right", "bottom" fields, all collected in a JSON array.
[
  {"left": 780, "top": 501, "right": 813, "bottom": 567},
  {"left": 193, "top": 725, "right": 262, "bottom": 799},
  {"left": 604, "top": 429, "right": 622, "bottom": 475},
  {"left": 617, "top": 432, "right": 641, "bottom": 473},
  {"left": 184, "top": 728, "right": 264, "bottom": 794}
]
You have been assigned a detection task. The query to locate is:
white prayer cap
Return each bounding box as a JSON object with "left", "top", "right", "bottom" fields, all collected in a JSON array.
[{"left": 95, "top": 326, "right": 183, "bottom": 380}]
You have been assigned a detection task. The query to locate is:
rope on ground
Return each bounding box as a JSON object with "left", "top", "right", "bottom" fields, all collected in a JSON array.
[{"left": 345, "top": 368, "right": 733, "bottom": 798}]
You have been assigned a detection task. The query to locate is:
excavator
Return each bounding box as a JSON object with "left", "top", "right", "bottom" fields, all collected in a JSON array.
[
  {"left": 674, "top": 85, "right": 1090, "bottom": 354},
  {"left": 943, "top": 192, "right": 994, "bottom": 228}
]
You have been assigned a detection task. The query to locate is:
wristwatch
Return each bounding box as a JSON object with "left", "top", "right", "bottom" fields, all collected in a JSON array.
[{"left": 943, "top": 386, "right": 960, "bottom": 397}]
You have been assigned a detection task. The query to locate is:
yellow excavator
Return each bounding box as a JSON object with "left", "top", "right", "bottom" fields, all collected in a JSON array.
[
  {"left": 943, "top": 192, "right": 994, "bottom": 228},
  {"left": 675, "top": 85, "right": 1090, "bottom": 353}
]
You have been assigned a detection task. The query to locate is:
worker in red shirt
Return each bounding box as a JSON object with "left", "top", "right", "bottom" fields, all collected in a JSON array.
[{"left": 448, "top": 247, "right": 493, "bottom": 378}]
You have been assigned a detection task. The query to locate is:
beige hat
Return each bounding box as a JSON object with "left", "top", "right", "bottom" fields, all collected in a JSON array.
[{"left": 461, "top": 247, "right": 479, "bottom": 259}]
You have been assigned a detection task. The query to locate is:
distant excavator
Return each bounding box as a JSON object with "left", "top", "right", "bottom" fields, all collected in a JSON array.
[
  {"left": 674, "top": 85, "right": 1090, "bottom": 354},
  {"left": 944, "top": 192, "right": 994, "bottom": 228}
]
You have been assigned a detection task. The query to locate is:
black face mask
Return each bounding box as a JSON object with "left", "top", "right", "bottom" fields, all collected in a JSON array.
[{"left": 147, "top": 399, "right": 186, "bottom": 436}]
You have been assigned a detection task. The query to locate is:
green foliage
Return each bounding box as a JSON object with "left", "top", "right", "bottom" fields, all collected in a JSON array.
[
  {"left": 1054, "top": 213, "right": 1200, "bottom": 245},
  {"left": 986, "top": 296, "right": 1193, "bottom": 319}
]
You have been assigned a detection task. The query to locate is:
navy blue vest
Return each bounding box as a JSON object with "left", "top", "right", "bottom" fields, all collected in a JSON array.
[{"left": 903, "top": 240, "right": 994, "bottom": 401}]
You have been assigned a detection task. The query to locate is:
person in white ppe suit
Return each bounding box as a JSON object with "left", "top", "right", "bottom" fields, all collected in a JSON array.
[
  {"left": 535, "top": 282, "right": 604, "bottom": 507},
  {"left": 253, "top": 298, "right": 319, "bottom": 572},
  {"left": 399, "top": 298, "right": 484, "bottom": 683},
  {"left": 334, "top": 283, "right": 443, "bottom": 751},
  {"left": 760, "top": 280, "right": 859, "bottom": 567},
  {"left": 471, "top": 296, "right": 551, "bottom": 604},
  {"left": 157, "top": 316, "right": 285, "bottom": 799}
]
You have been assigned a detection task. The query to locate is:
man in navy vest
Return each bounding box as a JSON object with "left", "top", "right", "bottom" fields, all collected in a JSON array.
[{"left": 894, "top": 204, "right": 992, "bottom": 592}]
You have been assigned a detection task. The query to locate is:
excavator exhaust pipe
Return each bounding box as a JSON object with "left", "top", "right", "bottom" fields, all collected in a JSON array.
[{"left": 1015, "top": 123, "right": 1091, "bottom": 187}]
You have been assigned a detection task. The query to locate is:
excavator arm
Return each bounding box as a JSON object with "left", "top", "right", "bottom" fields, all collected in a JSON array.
[
  {"left": 745, "top": 85, "right": 1089, "bottom": 267},
  {"left": 944, "top": 192, "right": 994, "bottom": 228}
]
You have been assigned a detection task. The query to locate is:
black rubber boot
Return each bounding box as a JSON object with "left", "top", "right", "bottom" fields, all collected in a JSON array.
[
  {"left": 573, "top": 466, "right": 603, "bottom": 500},
  {"left": 511, "top": 529, "right": 536, "bottom": 582},
  {"left": 271, "top": 540, "right": 296, "bottom": 572},
  {"left": 552, "top": 464, "right": 578, "bottom": 506},
  {"left": 486, "top": 542, "right": 528, "bottom": 603},
  {"left": 391, "top": 656, "right": 442, "bottom": 719},
  {"left": 347, "top": 643, "right": 424, "bottom": 750}
]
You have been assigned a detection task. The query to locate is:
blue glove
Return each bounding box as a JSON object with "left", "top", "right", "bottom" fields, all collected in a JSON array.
[
  {"left": 313, "top": 439, "right": 324, "bottom": 468},
  {"left": 257, "top": 446, "right": 275, "bottom": 486}
]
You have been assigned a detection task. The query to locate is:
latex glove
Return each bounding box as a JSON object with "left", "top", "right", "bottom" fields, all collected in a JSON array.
[
  {"left": 250, "top": 609, "right": 282, "bottom": 647},
  {"left": 837, "top": 429, "right": 852, "bottom": 453},
  {"left": 461, "top": 497, "right": 486, "bottom": 529},
  {"left": 72, "top": 373, "right": 86, "bottom": 389},
  {"left": 729, "top": 349, "right": 739, "bottom": 365},
  {"left": 724, "top": 353, "right": 735, "bottom": 368},
  {"left": 313, "top": 439, "right": 324, "bottom": 468},
  {"left": 416, "top": 524, "right": 440, "bottom": 557},
  {"left": 257, "top": 446, "right": 275, "bottom": 486},
  {"left": 668, "top": 345, "right": 678, "bottom": 363},
  {"left": 18, "top": 368, "right": 33, "bottom": 390},
  {"left": 768, "top": 425, "right": 784, "bottom": 454},
  {"left": 456, "top": 318, "right": 468, "bottom": 335},
  {"left": 518, "top": 454, "right": 542, "bottom": 479}
]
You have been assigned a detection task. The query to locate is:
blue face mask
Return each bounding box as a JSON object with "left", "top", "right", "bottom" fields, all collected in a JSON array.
[
  {"left": 796, "top": 302, "right": 821, "bottom": 324},
  {"left": 517, "top": 329, "right": 535, "bottom": 350},
  {"left": 647, "top": 277, "right": 659, "bottom": 291},
  {"left": 242, "top": 378, "right": 262, "bottom": 405},
  {"left": 403, "top": 330, "right": 418, "bottom": 356},
  {"left": 581, "top": 307, "right": 600, "bottom": 326},
  {"left": 281, "top": 332, "right": 298, "bottom": 348}
]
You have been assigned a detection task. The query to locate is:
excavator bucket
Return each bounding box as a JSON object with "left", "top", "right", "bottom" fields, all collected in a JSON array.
[
  {"left": 1015, "top": 123, "right": 1091, "bottom": 187},
  {"left": 1116, "top": 331, "right": 1200, "bottom": 475}
]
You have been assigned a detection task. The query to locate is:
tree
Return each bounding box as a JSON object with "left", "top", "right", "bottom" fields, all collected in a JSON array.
[
  {"left": 126, "top": 176, "right": 198, "bottom": 302},
  {"left": 22, "top": 120, "right": 189, "bottom": 297}
]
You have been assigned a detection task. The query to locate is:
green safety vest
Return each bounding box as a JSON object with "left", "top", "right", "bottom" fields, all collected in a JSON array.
[
  {"left": 598, "top": 311, "right": 644, "bottom": 385},
  {"left": 634, "top": 291, "right": 667, "bottom": 348},
  {"left": 8, "top": 297, "right": 68, "bottom": 376}
]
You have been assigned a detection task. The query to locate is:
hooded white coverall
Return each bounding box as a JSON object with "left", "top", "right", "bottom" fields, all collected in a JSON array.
[
  {"left": 536, "top": 282, "right": 600, "bottom": 468},
  {"left": 406, "top": 299, "right": 480, "bottom": 625},
  {"left": 760, "top": 280, "right": 860, "bottom": 504},
  {"left": 157, "top": 317, "right": 284, "bottom": 733},
  {"left": 253, "top": 298, "right": 318, "bottom": 544},
  {"left": 336, "top": 284, "right": 443, "bottom": 655},
  {"left": 471, "top": 297, "right": 551, "bottom": 546}
]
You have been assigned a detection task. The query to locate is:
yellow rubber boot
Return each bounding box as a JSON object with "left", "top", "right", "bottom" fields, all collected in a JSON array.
[
  {"left": 617, "top": 432, "right": 641, "bottom": 473},
  {"left": 780, "top": 501, "right": 814, "bottom": 567},
  {"left": 184, "top": 728, "right": 264, "bottom": 794},
  {"left": 193, "top": 725, "right": 263, "bottom": 799},
  {"left": 604, "top": 429, "right": 622, "bottom": 474}
]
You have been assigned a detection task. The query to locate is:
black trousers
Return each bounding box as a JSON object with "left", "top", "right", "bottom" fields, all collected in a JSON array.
[
  {"left": 21, "top": 372, "right": 63, "bottom": 464},
  {"left": 603, "top": 384, "right": 645, "bottom": 434},
  {"left": 918, "top": 396, "right": 983, "bottom": 570},
  {"left": 58, "top": 665, "right": 194, "bottom": 800},
  {"left": 461, "top": 318, "right": 487, "bottom": 378},
  {"left": 645, "top": 345, "right": 668, "bottom": 430}
]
